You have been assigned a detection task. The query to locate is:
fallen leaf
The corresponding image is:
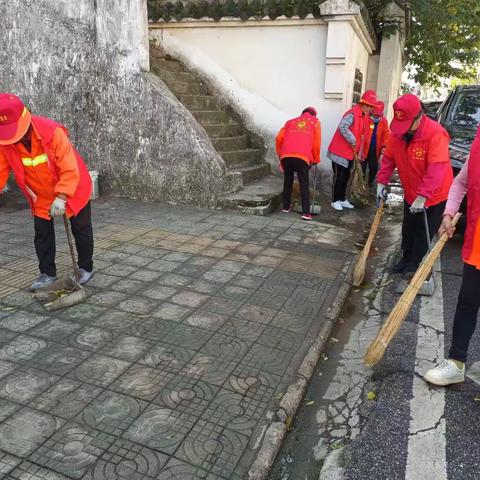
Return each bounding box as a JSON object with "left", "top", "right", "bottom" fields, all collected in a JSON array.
[
  {"left": 367, "top": 391, "right": 377, "bottom": 400},
  {"left": 474, "top": 397, "right": 480, "bottom": 402},
  {"left": 305, "top": 400, "right": 314, "bottom": 405},
  {"left": 331, "top": 337, "right": 339, "bottom": 343},
  {"left": 1, "top": 307, "right": 14, "bottom": 311}
]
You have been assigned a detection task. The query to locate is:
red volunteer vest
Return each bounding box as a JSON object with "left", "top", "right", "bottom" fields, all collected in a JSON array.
[
  {"left": 279, "top": 113, "right": 318, "bottom": 165},
  {"left": 0, "top": 116, "right": 91, "bottom": 215},
  {"left": 389, "top": 117, "right": 453, "bottom": 207},
  {"left": 462, "top": 127, "right": 480, "bottom": 268},
  {"left": 328, "top": 104, "right": 366, "bottom": 161}
]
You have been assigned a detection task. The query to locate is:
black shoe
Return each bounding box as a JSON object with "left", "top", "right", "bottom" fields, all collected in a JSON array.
[
  {"left": 403, "top": 263, "right": 419, "bottom": 280},
  {"left": 392, "top": 258, "right": 409, "bottom": 274}
]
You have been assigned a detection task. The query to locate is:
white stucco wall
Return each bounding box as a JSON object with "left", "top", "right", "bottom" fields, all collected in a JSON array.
[{"left": 151, "top": 17, "right": 374, "bottom": 189}]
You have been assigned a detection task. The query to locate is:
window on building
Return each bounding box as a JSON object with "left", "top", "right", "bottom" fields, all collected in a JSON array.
[{"left": 353, "top": 69, "right": 364, "bottom": 104}]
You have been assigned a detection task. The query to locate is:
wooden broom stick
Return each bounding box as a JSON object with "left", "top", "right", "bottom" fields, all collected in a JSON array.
[
  {"left": 352, "top": 200, "right": 385, "bottom": 287},
  {"left": 364, "top": 212, "right": 461, "bottom": 367}
]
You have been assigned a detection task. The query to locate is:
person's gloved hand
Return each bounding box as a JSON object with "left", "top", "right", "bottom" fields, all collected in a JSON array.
[
  {"left": 49, "top": 197, "right": 66, "bottom": 218},
  {"left": 410, "top": 195, "right": 427, "bottom": 214},
  {"left": 376, "top": 183, "right": 388, "bottom": 207}
]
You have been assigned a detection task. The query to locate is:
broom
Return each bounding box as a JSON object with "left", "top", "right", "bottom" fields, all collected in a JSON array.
[
  {"left": 352, "top": 200, "right": 385, "bottom": 287},
  {"left": 364, "top": 212, "right": 461, "bottom": 367}
]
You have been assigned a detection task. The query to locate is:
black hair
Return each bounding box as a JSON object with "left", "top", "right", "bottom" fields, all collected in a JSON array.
[{"left": 302, "top": 108, "right": 316, "bottom": 117}]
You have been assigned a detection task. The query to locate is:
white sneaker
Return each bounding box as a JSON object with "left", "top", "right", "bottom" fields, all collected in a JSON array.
[
  {"left": 31, "top": 274, "right": 57, "bottom": 291},
  {"left": 77, "top": 268, "right": 94, "bottom": 285},
  {"left": 424, "top": 359, "right": 465, "bottom": 386},
  {"left": 331, "top": 201, "right": 343, "bottom": 211},
  {"left": 340, "top": 200, "right": 355, "bottom": 209}
]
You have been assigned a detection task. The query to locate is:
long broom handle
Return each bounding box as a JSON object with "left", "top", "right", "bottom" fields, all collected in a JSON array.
[
  {"left": 311, "top": 164, "right": 318, "bottom": 213},
  {"left": 364, "top": 212, "right": 461, "bottom": 366},
  {"left": 63, "top": 214, "right": 77, "bottom": 271},
  {"left": 352, "top": 200, "right": 385, "bottom": 286}
]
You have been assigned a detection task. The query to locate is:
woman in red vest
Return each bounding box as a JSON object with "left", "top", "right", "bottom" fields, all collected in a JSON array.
[
  {"left": 327, "top": 90, "right": 377, "bottom": 211},
  {"left": 276, "top": 107, "right": 321, "bottom": 220},
  {"left": 362, "top": 101, "right": 391, "bottom": 186},
  {"left": 0, "top": 94, "right": 94, "bottom": 290},
  {"left": 424, "top": 125, "right": 480, "bottom": 385},
  {"left": 376, "top": 94, "right": 453, "bottom": 278}
]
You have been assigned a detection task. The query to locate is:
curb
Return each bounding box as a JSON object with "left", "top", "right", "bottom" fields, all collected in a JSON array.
[{"left": 248, "top": 260, "right": 354, "bottom": 480}]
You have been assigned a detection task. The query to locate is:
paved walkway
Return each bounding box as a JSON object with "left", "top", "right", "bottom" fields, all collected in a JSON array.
[{"left": 0, "top": 197, "right": 352, "bottom": 480}]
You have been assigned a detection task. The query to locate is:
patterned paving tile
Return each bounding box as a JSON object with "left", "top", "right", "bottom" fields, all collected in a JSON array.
[
  {"left": 141, "top": 285, "right": 177, "bottom": 301},
  {"left": 117, "top": 298, "right": 158, "bottom": 315},
  {"left": 0, "top": 311, "right": 48, "bottom": 332},
  {"left": 156, "top": 458, "right": 222, "bottom": 479},
  {"left": 31, "top": 379, "right": 102, "bottom": 419},
  {"left": 182, "top": 354, "right": 238, "bottom": 386},
  {"left": 110, "top": 365, "right": 174, "bottom": 401},
  {"left": 123, "top": 406, "right": 197, "bottom": 454},
  {"left": 200, "top": 333, "right": 249, "bottom": 361},
  {"left": 7, "top": 460, "right": 70, "bottom": 479},
  {"left": 58, "top": 304, "right": 108, "bottom": 323},
  {"left": 29, "top": 319, "right": 82, "bottom": 342},
  {"left": 0, "top": 335, "right": 47, "bottom": 362},
  {"left": 29, "top": 423, "right": 114, "bottom": 479},
  {"left": 76, "top": 391, "right": 148, "bottom": 436},
  {"left": 162, "top": 324, "right": 213, "bottom": 351},
  {"left": 153, "top": 303, "right": 192, "bottom": 322},
  {"left": 184, "top": 312, "right": 226, "bottom": 332},
  {"left": 240, "top": 344, "right": 295, "bottom": 376},
  {"left": 84, "top": 438, "right": 168, "bottom": 480},
  {"left": 71, "top": 355, "right": 130, "bottom": 389},
  {"left": 65, "top": 327, "right": 115, "bottom": 352},
  {"left": 170, "top": 291, "right": 209, "bottom": 308},
  {"left": 234, "top": 304, "right": 276, "bottom": 324},
  {"left": 199, "top": 297, "right": 243, "bottom": 316},
  {"left": 176, "top": 419, "right": 249, "bottom": 478},
  {"left": 139, "top": 342, "right": 196, "bottom": 374},
  {"left": 257, "top": 325, "right": 307, "bottom": 353},
  {"left": 218, "top": 319, "right": 267, "bottom": 343},
  {"left": 0, "top": 451, "right": 21, "bottom": 477},
  {"left": 0, "top": 367, "right": 59, "bottom": 404},
  {"left": 0, "top": 407, "right": 64, "bottom": 457},
  {"left": 100, "top": 335, "right": 154, "bottom": 362}
]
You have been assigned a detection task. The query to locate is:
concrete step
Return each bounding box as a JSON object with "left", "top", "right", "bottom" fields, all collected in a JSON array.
[
  {"left": 218, "top": 175, "right": 283, "bottom": 215},
  {"left": 221, "top": 149, "right": 263, "bottom": 167},
  {"left": 153, "top": 58, "right": 186, "bottom": 73},
  {"left": 233, "top": 163, "right": 271, "bottom": 184},
  {"left": 178, "top": 95, "right": 219, "bottom": 111},
  {"left": 152, "top": 68, "right": 198, "bottom": 85},
  {"left": 193, "top": 110, "right": 232, "bottom": 125},
  {"left": 203, "top": 122, "right": 243, "bottom": 138},
  {"left": 171, "top": 81, "right": 210, "bottom": 96},
  {"left": 212, "top": 135, "right": 250, "bottom": 151}
]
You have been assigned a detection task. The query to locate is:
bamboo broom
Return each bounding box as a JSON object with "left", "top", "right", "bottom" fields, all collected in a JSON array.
[
  {"left": 364, "top": 212, "right": 461, "bottom": 367},
  {"left": 352, "top": 200, "right": 385, "bottom": 287}
]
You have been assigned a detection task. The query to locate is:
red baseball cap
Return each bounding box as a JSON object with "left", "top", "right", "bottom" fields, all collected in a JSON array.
[
  {"left": 391, "top": 94, "right": 422, "bottom": 135},
  {"left": 303, "top": 106, "right": 317, "bottom": 117},
  {"left": 359, "top": 90, "right": 377, "bottom": 107},
  {"left": 0, "top": 94, "right": 32, "bottom": 145},
  {"left": 373, "top": 101, "right": 384, "bottom": 116}
]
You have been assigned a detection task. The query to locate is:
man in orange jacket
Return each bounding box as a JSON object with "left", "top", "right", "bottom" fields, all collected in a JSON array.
[
  {"left": 0, "top": 94, "right": 94, "bottom": 290},
  {"left": 362, "top": 101, "right": 391, "bottom": 186},
  {"left": 276, "top": 107, "right": 321, "bottom": 220},
  {"left": 376, "top": 94, "right": 453, "bottom": 278}
]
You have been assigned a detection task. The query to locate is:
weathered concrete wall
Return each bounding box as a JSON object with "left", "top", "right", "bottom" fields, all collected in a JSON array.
[{"left": 1, "top": 0, "right": 236, "bottom": 206}]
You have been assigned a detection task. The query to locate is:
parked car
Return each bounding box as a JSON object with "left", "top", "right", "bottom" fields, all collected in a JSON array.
[
  {"left": 422, "top": 100, "right": 443, "bottom": 119},
  {"left": 436, "top": 84, "right": 480, "bottom": 175}
]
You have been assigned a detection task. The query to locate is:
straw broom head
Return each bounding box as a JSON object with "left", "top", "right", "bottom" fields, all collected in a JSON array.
[
  {"left": 352, "top": 201, "right": 385, "bottom": 287},
  {"left": 364, "top": 212, "right": 461, "bottom": 367}
]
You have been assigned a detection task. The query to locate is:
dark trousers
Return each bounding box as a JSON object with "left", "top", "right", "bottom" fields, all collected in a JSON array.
[
  {"left": 449, "top": 263, "right": 480, "bottom": 362},
  {"left": 361, "top": 150, "right": 378, "bottom": 186},
  {"left": 331, "top": 161, "right": 352, "bottom": 202},
  {"left": 401, "top": 200, "right": 445, "bottom": 267},
  {"left": 282, "top": 157, "right": 310, "bottom": 214},
  {"left": 34, "top": 202, "right": 94, "bottom": 277}
]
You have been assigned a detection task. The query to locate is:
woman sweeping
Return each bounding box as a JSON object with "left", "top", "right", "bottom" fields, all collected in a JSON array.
[{"left": 424, "top": 125, "right": 480, "bottom": 386}]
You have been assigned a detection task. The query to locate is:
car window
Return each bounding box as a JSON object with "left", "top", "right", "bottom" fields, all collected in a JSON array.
[{"left": 446, "top": 91, "right": 480, "bottom": 129}]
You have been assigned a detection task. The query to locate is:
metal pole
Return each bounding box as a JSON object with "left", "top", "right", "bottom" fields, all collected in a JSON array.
[
  {"left": 311, "top": 164, "right": 318, "bottom": 214},
  {"left": 423, "top": 208, "right": 431, "bottom": 251}
]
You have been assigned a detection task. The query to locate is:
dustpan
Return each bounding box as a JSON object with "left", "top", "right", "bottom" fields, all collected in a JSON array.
[{"left": 33, "top": 215, "right": 87, "bottom": 311}]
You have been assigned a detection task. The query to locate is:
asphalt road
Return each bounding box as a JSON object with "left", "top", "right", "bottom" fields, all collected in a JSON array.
[{"left": 269, "top": 210, "right": 480, "bottom": 480}]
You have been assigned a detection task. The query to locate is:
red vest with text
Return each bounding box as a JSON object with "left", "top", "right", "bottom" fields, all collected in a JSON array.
[
  {"left": 279, "top": 113, "right": 319, "bottom": 165},
  {"left": 462, "top": 127, "right": 480, "bottom": 268},
  {"left": 328, "top": 104, "right": 366, "bottom": 161},
  {"left": 0, "top": 116, "right": 91, "bottom": 215}
]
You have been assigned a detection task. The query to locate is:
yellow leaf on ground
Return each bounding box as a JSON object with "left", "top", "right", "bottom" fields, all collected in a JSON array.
[{"left": 367, "top": 391, "right": 377, "bottom": 400}]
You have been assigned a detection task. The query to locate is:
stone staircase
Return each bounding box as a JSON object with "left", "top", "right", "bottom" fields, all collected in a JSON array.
[{"left": 150, "top": 47, "right": 282, "bottom": 214}]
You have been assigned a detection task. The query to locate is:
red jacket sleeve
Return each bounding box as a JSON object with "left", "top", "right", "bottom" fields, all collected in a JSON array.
[
  {"left": 312, "top": 120, "right": 321, "bottom": 164},
  {"left": 376, "top": 141, "right": 396, "bottom": 185},
  {"left": 276, "top": 127, "right": 286, "bottom": 157}
]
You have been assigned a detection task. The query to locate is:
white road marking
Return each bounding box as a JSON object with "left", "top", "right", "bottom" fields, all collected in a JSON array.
[{"left": 405, "top": 265, "right": 448, "bottom": 480}]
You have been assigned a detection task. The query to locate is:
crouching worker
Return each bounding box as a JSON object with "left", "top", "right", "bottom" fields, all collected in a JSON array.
[
  {"left": 424, "top": 125, "right": 480, "bottom": 386},
  {"left": 276, "top": 107, "right": 321, "bottom": 221},
  {"left": 0, "top": 94, "right": 94, "bottom": 290}
]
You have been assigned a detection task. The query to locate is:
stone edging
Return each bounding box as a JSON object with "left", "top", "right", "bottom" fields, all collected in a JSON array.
[{"left": 248, "top": 259, "right": 354, "bottom": 480}]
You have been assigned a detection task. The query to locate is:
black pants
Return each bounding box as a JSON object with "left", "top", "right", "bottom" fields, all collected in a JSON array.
[
  {"left": 401, "top": 200, "right": 445, "bottom": 268},
  {"left": 282, "top": 157, "right": 310, "bottom": 214},
  {"left": 34, "top": 202, "right": 94, "bottom": 277},
  {"left": 361, "top": 150, "right": 378, "bottom": 186},
  {"left": 449, "top": 263, "right": 480, "bottom": 362},
  {"left": 331, "top": 161, "right": 352, "bottom": 202}
]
